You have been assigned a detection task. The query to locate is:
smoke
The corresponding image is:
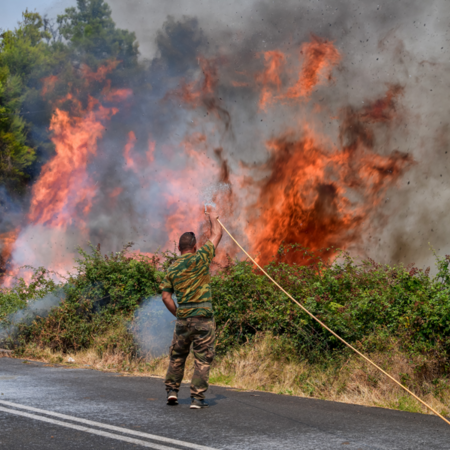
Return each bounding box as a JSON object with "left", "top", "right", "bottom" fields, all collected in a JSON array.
[
  {"left": 2, "top": 0, "right": 450, "bottom": 283},
  {"left": 0, "top": 289, "right": 65, "bottom": 347},
  {"left": 131, "top": 295, "right": 175, "bottom": 358},
  {"left": 202, "top": 183, "right": 232, "bottom": 209},
  {"left": 106, "top": 0, "right": 450, "bottom": 269}
]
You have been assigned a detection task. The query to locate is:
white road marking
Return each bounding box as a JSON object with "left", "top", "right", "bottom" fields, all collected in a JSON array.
[
  {"left": 0, "top": 400, "right": 219, "bottom": 450},
  {"left": 0, "top": 406, "right": 178, "bottom": 449}
]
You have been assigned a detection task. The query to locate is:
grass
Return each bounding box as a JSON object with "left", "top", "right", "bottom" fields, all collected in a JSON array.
[{"left": 13, "top": 332, "right": 450, "bottom": 418}]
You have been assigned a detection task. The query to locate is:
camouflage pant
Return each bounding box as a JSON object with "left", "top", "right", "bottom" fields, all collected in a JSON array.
[{"left": 165, "top": 317, "right": 216, "bottom": 399}]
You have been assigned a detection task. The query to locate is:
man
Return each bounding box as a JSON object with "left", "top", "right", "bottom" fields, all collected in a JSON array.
[{"left": 160, "top": 209, "right": 223, "bottom": 409}]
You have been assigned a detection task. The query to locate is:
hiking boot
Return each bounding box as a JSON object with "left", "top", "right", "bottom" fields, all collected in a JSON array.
[
  {"left": 190, "top": 398, "right": 209, "bottom": 409},
  {"left": 167, "top": 390, "right": 178, "bottom": 405}
]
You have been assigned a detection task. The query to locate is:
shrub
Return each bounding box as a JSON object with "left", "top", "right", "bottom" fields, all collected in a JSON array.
[
  {"left": 5, "top": 243, "right": 161, "bottom": 353},
  {"left": 2, "top": 244, "right": 450, "bottom": 372}
]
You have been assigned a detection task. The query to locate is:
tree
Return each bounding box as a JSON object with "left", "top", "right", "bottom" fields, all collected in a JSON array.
[
  {"left": 0, "top": 2, "right": 141, "bottom": 195},
  {"left": 0, "top": 73, "right": 35, "bottom": 191},
  {"left": 0, "top": 11, "right": 53, "bottom": 192},
  {"left": 57, "top": 0, "right": 139, "bottom": 69}
]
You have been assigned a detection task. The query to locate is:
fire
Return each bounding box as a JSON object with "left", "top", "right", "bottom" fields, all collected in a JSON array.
[
  {"left": 28, "top": 99, "right": 119, "bottom": 229},
  {"left": 161, "top": 133, "right": 216, "bottom": 248},
  {"left": 0, "top": 228, "right": 20, "bottom": 273},
  {"left": 29, "top": 62, "right": 132, "bottom": 230},
  {"left": 256, "top": 35, "right": 341, "bottom": 109},
  {"left": 170, "top": 36, "right": 412, "bottom": 266},
  {"left": 123, "top": 131, "right": 138, "bottom": 172},
  {"left": 170, "top": 57, "right": 218, "bottom": 108},
  {"left": 80, "top": 60, "right": 120, "bottom": 83},
  {"left": 109, "top": 187, "right": 123, "bottom": 198},
  {"left": 123, "top": 132, "right": 156, "bottom": 173},
  {"left": 1, "top": 63, "right": 133, "bottom": 283},
  {"left": 1, "top": 33, "right": 416, "bottom": 285},
  {"left": 41, "top": 75, "right": 58, "bottom": 96},
  {"left": 247, "top": 86, "right": 413, "bottom": 265},
  {"left": 285, "top": 35, "right": 341, "bottom": 99},
  {"left": 257, "top": 50, "right": 285, "bottom": 110},
  {"left": 167, "top": 57, "right": 230, "bottom": 128}
]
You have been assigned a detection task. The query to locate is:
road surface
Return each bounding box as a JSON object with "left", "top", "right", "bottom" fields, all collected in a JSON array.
[{"left": 0, "top": 357, "right": 449, "bottom": 449}]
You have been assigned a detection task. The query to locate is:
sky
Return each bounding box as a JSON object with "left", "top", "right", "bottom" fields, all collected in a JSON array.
[{"left": 0, "top": 0, "right": 73, "bottom": 32}]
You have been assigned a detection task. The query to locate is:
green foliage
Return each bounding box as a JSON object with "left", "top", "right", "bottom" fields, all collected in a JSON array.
[
  {"left": 3, "top": 244, "right": 450, "bottom": 371},
  {"left": 57, "top": 0, "right": 139, "bottom": 69},
  {"left": 70, "top": 242, "right": 160, "bottom": 313},
  {"left": 0, "top": 11, "right": 52, "bottom": 79},
  {"left": 212, "top": 249, "right": 450, "bottom": 364},
  {"left": 0, "top": 1, "right": 140, "bottom": 197},
  {"left": 7, "top": 243, "right": 160, "bottom": 353},
  {"left": 0, "top": 10, "right": 53, "bottom": 191},
  {"left": 0, "top": 266, "right": 59, "bottom": 322},
  {"left": 0, "top": 74, "right": 35, "bottom": 190}
]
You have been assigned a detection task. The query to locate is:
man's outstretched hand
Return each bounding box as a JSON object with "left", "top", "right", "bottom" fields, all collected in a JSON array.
[
  {"left": 204, "top": 205, "right": 219, "bottom": 219},
  {"left": 205, "top": 205, "right": 223, "bottom": 248}
]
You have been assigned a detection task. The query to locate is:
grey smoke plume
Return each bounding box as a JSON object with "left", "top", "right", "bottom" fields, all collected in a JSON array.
[
  {"left": 0, "top": 289, "right": 64, "bottom": 347},
  {"left": 131, "top": 296, "right": 175, "bottom": 358},
  {"left": 107, "top": 0, "right": 450, "bottom": 269},
  {"left": 3, "top": 0, "right": 450, "bottom": 281},
  {"left": 202, "top": 183, "right": 231, "bottom": 209}
]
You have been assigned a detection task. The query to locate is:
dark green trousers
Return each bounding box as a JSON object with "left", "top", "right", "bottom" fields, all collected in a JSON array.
[{"left": 165, "top": 317, "right": 216, "bottom": 399}]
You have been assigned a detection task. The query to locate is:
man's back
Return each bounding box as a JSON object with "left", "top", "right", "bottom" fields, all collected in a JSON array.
[{"left": 161, "top": 240, "right": 215, "bottom": 318}]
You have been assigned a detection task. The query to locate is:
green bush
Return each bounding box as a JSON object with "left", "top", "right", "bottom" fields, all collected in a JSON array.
[
  {"left": 0, "top": 266, "right": 60, "bottom": 322},
  {"left": 212, "top": 249, "right": 450, "bottom": 364},
  {"left": 2, "top": 244, "right": 450, "bottom": 369},
  {"left": 3, "top": 243, "right": 161, "bottom": 353}
]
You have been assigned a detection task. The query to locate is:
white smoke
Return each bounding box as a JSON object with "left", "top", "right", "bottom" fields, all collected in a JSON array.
[
  {"left": 0, "top": 289, "right": 65, "bottom": 347},
  {"left": 202, "top": 182, "right": 231, "bottom": 210},
  {"left": 131, "top": 295, "right": 175, "bottom": 358}
]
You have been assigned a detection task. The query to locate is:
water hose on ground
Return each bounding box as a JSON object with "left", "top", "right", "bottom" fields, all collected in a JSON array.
[{"left": 217, "top": 218, "right": 450, "bottom": 427}]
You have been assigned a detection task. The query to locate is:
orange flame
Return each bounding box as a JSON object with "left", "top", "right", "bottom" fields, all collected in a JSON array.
[
  {"left": 255, "top": 35, "right": 341, "bottom": 107},
  {"left": 248, "top": 86, "right": 413, "bottom": 265},
  {"left": 29, "top": 63, "right": 132, "bottom": 231},
  {"left": 2, "top": 35, "right": 415, "bottom": 285},
  {"left": 41, "top": 75, "right": 58, "bottom": 96},
  {"left": 285, "top": 35, "right": 341, "bottom": 99},
  {"left": 0, "top": 228, "right": 20, "bottom": 271},
  {"left": 123, "top": 131, "right": 138, "bottom": 172},
  {"left": 28, "top": 100, "right": 118, "bottom": 229},
  {"left": 109, "top": 187, "right": 123, "bottom": 198},
  {"left": 256, "top": 50, "right": 285, "bottom": 110},
  {"left": 80, "top": 60, "right": 120, "bottom": 83}
]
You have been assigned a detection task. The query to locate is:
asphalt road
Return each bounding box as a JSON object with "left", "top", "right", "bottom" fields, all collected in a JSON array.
[{"left": 0, "top": 357, "right": 449, "bottom": 449}]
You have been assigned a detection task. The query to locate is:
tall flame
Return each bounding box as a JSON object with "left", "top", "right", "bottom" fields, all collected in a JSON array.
[
  {"left": 1, "top": 34, "right": 416, "bottom": 283},
  {"left": 29, "top": 99, "right": 118, "bottom": 229}
]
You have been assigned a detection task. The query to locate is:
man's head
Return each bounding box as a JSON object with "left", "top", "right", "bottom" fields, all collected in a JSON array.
[{"left": 178, "top": 231, "right": 197, "bottom": 254}]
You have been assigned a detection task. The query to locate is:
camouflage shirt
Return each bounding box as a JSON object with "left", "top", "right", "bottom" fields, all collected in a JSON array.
[{"left": 160, "top": 240, "right": 215, "bottom": 319}]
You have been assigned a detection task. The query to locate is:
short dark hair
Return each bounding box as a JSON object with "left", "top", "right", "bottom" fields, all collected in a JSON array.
[{"left": 179, "top": 232, "right": 196, "bottom": 251}]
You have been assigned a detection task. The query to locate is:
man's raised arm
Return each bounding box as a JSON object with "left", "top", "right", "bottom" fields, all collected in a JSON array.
[{"left": 207, "top": 208, "right": 223, "bottom": 249}]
